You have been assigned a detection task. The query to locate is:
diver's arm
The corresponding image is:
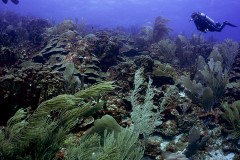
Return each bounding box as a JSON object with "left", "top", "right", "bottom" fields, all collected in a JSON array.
[
  {"left": 196, "top": 24, "right": 201, "bottom": 30},
  {"left": 195, "top": 23, "right": 207, "bottom": 33}
]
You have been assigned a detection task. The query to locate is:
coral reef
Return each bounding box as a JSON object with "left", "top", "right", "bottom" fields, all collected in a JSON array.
[
  {"left": 0, "top": 11, "right": 240, "bottom": 160},
  {"left": 0, "top": 47, "right": 18, "bottom": 66},
  {"left": 0, "top": 62, "right": 65, "bottom": 125}
]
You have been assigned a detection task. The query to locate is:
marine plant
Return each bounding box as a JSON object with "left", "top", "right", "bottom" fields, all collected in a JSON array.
[
  {"left": 152, "top": 60, "right": 178, "bottom": 82},
  {"left": 65, "top": 115, "right": 144, "bottom": 160},
  {"left": 26, "top": 19, "right": 51, "bottom": 45},
  {"left": 63, "top": 61, "right": 82, "bottom": 94},
  {"left": 207, "top": 47, "right": 223, "bottom": 63},
  {"left": 56, "top": 20, "right": 76, "bottom": 34},
  {"left": 74, "top": 17, "right": 87, "bottom": 36},
  {"left": 215, "top": 38, "right": 239, "bottom": 72},
  {"left": 0, "top": 11, "right": 50, "bottom": 47},
  {"left": 150, "top": 39, "right": 177, "bottom": 64},
  {"left": 135, "top": 25, "right": 153, "bottom": 48},
  {"left": 0, "top": 81, "right": 115, "bottom": 160},
  {"left": 189, "top": 33, "right": 205, "bottom": 45},
  {"left": 183, "top": 57, "right": 228, "bottom": 111},
  {"left": 0, "top": 64, "right": 66, "bottom": 125},
  {"left": 199, "top": 58, "right": 228, "bottom": 108},
  {"left": 222, "top": 100, "right": 240, "bottom": 139},
  {"left": 153, "top": 16, "right": 171, "bottom": 42},
  {"left": 175, "top": 34, "right": 197, "bottom": 68},
  {"left": 184, "top": 127, "right": 209, "bottom": 158},
  {"left": 68, "top": 68, "right": 185, "bottom": 159},
  {"left": 130, "top": 67, "right": 162, "bottom": 139},
  {"left": 163, "top": 152, "right": 188, "bottom": 160}
]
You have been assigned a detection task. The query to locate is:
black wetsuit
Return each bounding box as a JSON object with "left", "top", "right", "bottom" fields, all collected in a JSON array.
[
  {"left": 2, "top": 0, "right": 19, "bottom": 4},
  {"left": 191, "top": 12, "right": 237, "bottom": 33}
]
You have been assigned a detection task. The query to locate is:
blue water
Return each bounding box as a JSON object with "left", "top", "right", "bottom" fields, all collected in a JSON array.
[{"left": 0, "top": 0, "right": 239, "bottom": 41}]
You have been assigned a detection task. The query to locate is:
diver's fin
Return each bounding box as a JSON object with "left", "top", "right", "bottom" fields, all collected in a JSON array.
[
  {"left": 11, "top": 0, "right": 19, "bottom": 4},
  {"left": 2, "top": 0, "right": 8, "bottom": 4},
  {"left": 224, "top": 21, "right": 237, "bottom": 27}
]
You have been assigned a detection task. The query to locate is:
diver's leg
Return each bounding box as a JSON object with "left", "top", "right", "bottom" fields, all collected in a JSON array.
[
  {"left": 214, "top": 21, "right": 237, "bottom": 32},
  {"left": 210, "top": 23, "right": 223, "bottom": 32},
  {"left": 214, "top": 23, "right": 227, "bottom": 32},
  {"left": 217, "top": 23, "right": 226, "bottom": 32},
  {"left": 11, "top": 0, "right": 19, "bottom": 4}
]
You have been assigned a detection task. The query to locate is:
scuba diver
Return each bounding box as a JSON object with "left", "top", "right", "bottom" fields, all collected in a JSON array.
[
  {"left": 190, "top": 12, "right": 237, "bottom": 33},
  {"left": 2, "top": 0, "right": 19, "bottom": 4}
]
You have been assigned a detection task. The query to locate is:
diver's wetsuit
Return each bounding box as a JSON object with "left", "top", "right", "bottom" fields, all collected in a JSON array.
[
  {"left": 191, "top": 12, "right": 237, "bottom": 33},
  {"left": 2, "top": 0, "right": 19, "bottom": 4}
]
